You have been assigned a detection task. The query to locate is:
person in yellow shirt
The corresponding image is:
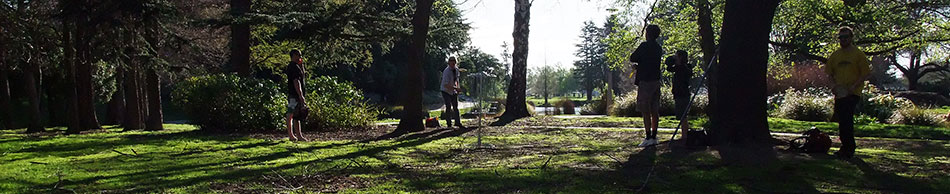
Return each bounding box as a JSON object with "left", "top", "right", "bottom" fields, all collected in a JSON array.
[{"left": 824, "top": 26, "right": 871, "bottom": 159}]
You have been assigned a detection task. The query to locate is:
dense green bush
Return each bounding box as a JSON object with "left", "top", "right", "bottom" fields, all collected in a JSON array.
[
  {"left": 172, "top": 74, "right": 285, "bottom": 131},
  {"left": 658, "top": 86, "right": 676, "bottom": 116},
  {"left": 859, "top": 93, "right": 913, "bottom": 123},
  {"left": 773, "top": 88, "right": 833, "bottom": 122},
  {"left": 609, "top": 91, "right": 639, "bottom": 117},
  {"left": 608, "top": 85, "right": 702, "bottom": 117},
  {"left": 688, "top": 93, "right": 709, "bottom": 116},
  {"left": 888, "top": 107, "right": 945, "bottom": 127},
  {"left": 854, "top": 85, "right": 913, "bottom": 123},
  {"left": 580, "top": 100, "right": 608, "bottom": 115},
  {"left": 304, "top": 76, "right": 379, "bottom": 129}
]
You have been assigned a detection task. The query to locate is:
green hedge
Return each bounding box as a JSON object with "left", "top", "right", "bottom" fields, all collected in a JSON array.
[
  {"left": 772, "top": 88, "right": 833, "bottom": 122},
  {"left": 303, "top": 76, "right": 379, "bottom": 129},
  {"left": 172, "top": 74, "right": 286, "bottom": 131},
  {"left": 172, "top": 74, "right": 378, "bottom": 131}
]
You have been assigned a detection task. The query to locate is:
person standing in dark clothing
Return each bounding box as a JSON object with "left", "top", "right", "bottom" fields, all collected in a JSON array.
[
  {"left": 441, "top": 57, "right": 463, "bottom": 128},
  {"left": 629, "top": 25, "right": 663, "bottom": 147},
  {"left": 667, "top": 50, "right": 693, "bottom": 137},
  {"left": 285, "top": 49, "right": 308, "bottom": 141}
]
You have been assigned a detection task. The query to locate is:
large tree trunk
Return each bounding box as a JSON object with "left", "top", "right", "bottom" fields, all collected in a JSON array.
[
  {"left": 586, "top": 86, "right": 593, "bottom": 102},
  {"left": 25, "top": 60, "right": 44, "bottom": 133},
  {"left": 61, "top": 13, "right": 82, "bottom": 134},
  {"left": 75, "top": 5, "right": 101, "bottom": 130},
  {"left": 696, "top": 0, "right": 717, "bottom": 65},
  {"left": 230, "top": 0, "right": 251, "bottom": 77},
  {"left": 138, "top": 64, "right": 148, "bottom": 122},
  {"left": 696, "top": 0, "right": 720, "bottom": 133},
  {"left": 0, "top": 37, "right": 10, "bottom": 130},
  {"left": 710, "top": 0, "right": 780, "bottom": 165},
  {"left": 906, "top": 72, "right": 919, "bottom": 91},
  {"left": 394, "top": 0, "right": 435, "bottom": 134},
  {"left": 145, "top": 69, "right": 163, "bottom": 130},
  {"left": 906, "top": 50, "right": 921, "bottom": 91},
  {"left": 123, "top": 54, "right": 143, "bottom": 130},
  {"left": 495, "top": 0, "right": 532, "bottom": 124}
]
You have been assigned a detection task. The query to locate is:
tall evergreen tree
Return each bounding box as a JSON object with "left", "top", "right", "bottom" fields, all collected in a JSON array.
[{"left": 573, "top": 21, "right": 607, "bottom": 102}]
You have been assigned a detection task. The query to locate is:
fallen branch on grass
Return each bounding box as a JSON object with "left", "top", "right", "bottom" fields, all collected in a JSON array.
[{"left": 111, "top": 149, "right": 134, "bottom": 156}]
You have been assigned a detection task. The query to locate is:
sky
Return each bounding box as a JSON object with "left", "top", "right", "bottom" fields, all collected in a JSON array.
[{"left": 459, "top": 0, "right": 615, "bottom": 69}]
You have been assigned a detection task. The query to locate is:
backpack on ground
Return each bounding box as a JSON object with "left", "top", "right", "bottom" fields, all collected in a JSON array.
[
  {"left": 790, "top": 127, "right": 832, "bottom": 153},
  {"left": 425, "top": 117, "right": 441, "bottom": 128},
  {"left": 685, "top": 129, "right": 708, "bottom": 147}
]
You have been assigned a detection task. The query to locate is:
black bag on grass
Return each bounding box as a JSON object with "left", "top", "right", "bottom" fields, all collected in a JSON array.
[
  {"left": 686, "top": 129, "right": 708, "bottom": 147},
  {"left": 790, "top": 127, "right": 831, "bottom": 153}
]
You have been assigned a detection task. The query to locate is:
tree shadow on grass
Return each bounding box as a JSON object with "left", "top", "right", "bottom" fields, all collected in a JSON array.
[
  {"left": 615, "top": 140, "right": 823, "bottom": 193},
  {"left": 18, "top": 127, "right": 476, "bottom": 193},
  {"left": 848, "top": 158, "right": 938, "bottom": 193}
]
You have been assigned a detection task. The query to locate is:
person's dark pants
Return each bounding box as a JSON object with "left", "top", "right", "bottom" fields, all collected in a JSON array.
[
  {"left": 834, "top": 95, "right": 859, "bottom": 155},
  {"left": 441, "top": 92, "right": 462, "bottom": 127}
]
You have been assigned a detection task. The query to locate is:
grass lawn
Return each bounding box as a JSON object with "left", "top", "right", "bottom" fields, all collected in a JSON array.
[
  {"left": 527, "top": 96, "right": 588, "bottom": 106},
  {"left": 511, "top": 116, "right": 950, "bottom": 140},
  {"left": 2, "top": 120, "right": 948, "bottom": 193},
  {"left": 926, "top": 106, "right": 950, "bottom": 115}
]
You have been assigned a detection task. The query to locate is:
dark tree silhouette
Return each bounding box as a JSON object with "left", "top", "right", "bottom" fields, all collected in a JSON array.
[
  {"left": 696, "top": 0, "right": 720, "bottom": 140},
  {"left": 145, "top": 68, "right": 163, "bottom": 131},
  {"left": 60, "top": 6, "right": 82, "bottom": 133},
  {"left": 24, "top": 56, "right": 43, "bottom": 133},
  {"left": 123, "top": 47, "right": 144, "bottom": 131},
  {"left": 709, "top": 0, "right": 780, "bottom": 165},
  {"left": 889, "top": 49, "right": 950, "bottom": 91},
  {"left": 231, "top": 0, "right": 251, "bottom": 77},
  {"left": 75, "top": 1, "right": 101, "bottom": 130},
  {"left": 394, "top": 0, "right": 435, "bottom": 134},
  {"left": 495, "top": 0, "right": 532, "bottom": 125},
  {"left": 0, "top": 32, "right": 9, "bottom": 130}
]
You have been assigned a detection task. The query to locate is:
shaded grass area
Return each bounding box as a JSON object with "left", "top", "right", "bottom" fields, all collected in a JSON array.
[
  {"left": 511, "top": 116, "right": 950, "bottom": 140},
  {"left": 1, "top": 123, "right": 948, "bottom": 193}
]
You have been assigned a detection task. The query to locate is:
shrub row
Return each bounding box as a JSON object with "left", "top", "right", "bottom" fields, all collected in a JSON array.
[
  {"left": 172, "top": 74, "right": 286, "bottom": 131},
  {"left": 768, "top": 85, "right": 945, "bottom": 127},
  {"left": 608, "top": 85, "right": 707, "bottom": 117},
  {"left": 173, "top": 74, "right": 377, "bottom": 131}
]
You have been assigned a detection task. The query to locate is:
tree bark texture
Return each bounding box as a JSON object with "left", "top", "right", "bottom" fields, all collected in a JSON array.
[
  {"left": 496, "top": 0, "right": 532, "bottom": 124},
  {"left": 710, "top": 0, "right": 780, "bottom": 165},
  {"left": 394, "top": 0, "right": 435, "bottom": 134},
  {"left": 75, "top": 2, "right": 101, "bottom": 130},
  {"left": 230, "top": 0, "right": 251, "bottom": 77},
  {"left": 145, "top": 68, "right": 163, "bottom": 130}
]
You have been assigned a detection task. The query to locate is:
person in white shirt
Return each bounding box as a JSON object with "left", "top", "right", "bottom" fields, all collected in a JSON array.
[{"left": 441, "top": 57, "right": 463, "bottom": 128}]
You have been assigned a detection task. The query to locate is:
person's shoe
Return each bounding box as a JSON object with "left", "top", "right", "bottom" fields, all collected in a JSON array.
[
  {"left": 639, "top": 138, "right": 653, "bottom": 147},
  {"left": 455, "top": 123, "right": 464, "bottom": 129},
  {"left": 647, "top": 138, "right": 659, "bottom": 146}
]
